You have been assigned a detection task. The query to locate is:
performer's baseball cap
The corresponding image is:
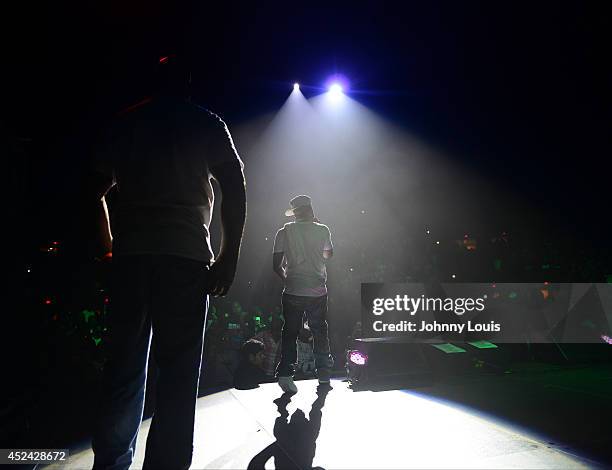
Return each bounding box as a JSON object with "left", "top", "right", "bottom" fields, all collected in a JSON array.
[{"left": 285, "top": 195, "right": 312, "bottom": 216}]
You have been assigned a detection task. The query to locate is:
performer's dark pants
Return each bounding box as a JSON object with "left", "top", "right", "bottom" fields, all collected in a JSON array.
[
  {"left": 92, "top": 255, "right": 209, "bottom": 470},
  {"left": 276, "top": 293, "right": 333, "bottom": 377}
]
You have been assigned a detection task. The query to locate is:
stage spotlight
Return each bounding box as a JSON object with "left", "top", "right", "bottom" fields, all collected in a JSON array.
[
  {"left": 293, "top": 83, "right": 300, "bottom": 91},
  {"left": 328, "top": 83, "right": 344, "bottom": 100}
]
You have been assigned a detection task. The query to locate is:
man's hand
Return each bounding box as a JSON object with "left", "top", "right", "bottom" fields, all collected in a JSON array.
[{"left": 207, "top": 256, "right": 238, "bottom": 297}]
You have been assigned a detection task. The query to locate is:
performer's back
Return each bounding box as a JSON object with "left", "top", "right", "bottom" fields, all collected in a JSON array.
[
  {"left": 273, "top": 195, "right": 334, "bottom": 391},
  {"left": 274, "top": 221, "right": 333, "bottom": 297}
]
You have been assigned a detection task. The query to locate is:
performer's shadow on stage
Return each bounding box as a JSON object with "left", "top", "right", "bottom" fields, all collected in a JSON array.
[{"left": 248, "top": 384, "right": 331, "bottom": 470}]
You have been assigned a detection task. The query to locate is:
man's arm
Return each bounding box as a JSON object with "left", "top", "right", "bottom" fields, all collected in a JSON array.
[
  {"left": 323, "top": 225, "right": 333, "bottom": 260},
  {"left": 209, "top": 160, "right": 247, "bottom": 297},
  {"left": 272, "top": 228, "right": 286, "bottom": 280},
  {"left": 89, "top": 170, "right": 115, "bottom": 258},
  {"left": 273, "top": 252, "right": 286, "bottom": 280}
]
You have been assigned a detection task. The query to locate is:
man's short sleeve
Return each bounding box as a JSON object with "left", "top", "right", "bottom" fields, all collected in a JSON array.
[
  {"left": 206, "top": 112, "right": 244, "bottom": 170},
  {"left": 323, "top": 226, "right": 333, "bottom": 251},
  {"left": 273, "top": 228, "right": 286, "bottom": 253}
]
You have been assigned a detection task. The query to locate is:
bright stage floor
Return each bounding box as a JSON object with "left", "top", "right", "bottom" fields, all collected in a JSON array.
[{"left": 51, "top": 379, "right": 594, "bottom": 469}]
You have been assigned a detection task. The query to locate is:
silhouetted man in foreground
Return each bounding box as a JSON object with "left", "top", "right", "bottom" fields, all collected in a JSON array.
[
  {"left": 89, "top": 55, "right": 246, "bottom": 470},
  {"left": 273, "top": 195, "right": 334, "bottom": 393}
]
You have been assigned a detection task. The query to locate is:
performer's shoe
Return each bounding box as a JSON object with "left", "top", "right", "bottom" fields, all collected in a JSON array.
[
  {"left": 317, "top": 368, "right": 331, "bottom": 384},
  {"left": 278, "top": 376, "right": 298, "bottom": 394}
]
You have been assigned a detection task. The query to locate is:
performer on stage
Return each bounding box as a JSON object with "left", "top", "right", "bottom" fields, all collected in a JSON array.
[{"left": 272, "top": 195, "right": 334, "bottom": 393}]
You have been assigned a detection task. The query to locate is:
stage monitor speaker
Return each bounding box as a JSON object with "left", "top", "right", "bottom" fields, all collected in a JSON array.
[{"left": 347, "top": 338, "right": 513, "bottom": 390}]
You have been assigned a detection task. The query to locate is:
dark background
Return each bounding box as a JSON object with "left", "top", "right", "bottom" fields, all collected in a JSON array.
[{"left": 6, "top": 1, "right": 612, "bottom": 256}]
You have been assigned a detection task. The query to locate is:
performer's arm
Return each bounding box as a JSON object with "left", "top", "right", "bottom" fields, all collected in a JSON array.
[
  {"left": 323, "top": 226, "right": 334, "bottom": 259},
  {"left": 272, "top": 228, "right": 286, "bottom": 279},
  {"left": 273, "top": 252, "right": 286, "bottom": 280}
]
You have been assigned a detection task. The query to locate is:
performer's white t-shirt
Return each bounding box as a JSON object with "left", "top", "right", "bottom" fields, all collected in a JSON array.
[{"left": 273, "top": 221, "right": 333, "bottom": 297}]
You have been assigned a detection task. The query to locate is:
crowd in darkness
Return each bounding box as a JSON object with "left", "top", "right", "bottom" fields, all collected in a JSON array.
[{"left": 23, "top": 222, "right": 610, "bottom": 393}]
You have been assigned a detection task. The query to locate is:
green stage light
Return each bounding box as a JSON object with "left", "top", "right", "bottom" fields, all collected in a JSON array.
[
  {"left": 432, "top": 343, "right": 466, "bottom": 354},
  {"left": 467, "top": 340, "right": 498, "bottom": 349}
]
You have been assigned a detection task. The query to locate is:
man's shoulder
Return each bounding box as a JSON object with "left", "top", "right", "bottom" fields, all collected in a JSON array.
[
  {"left": 113, "top": 97, "right": 219, "bottom": 125},
  {"left": 284, "top": 221, "right": 330, "bottom": 233},
  {"left": 183, "top": 100, "right": 226, "bottom": 128},
  {"left": 187, "top": 100, "right": 218, "bottom": 118},
  {"left": 313, "top": 222, "right": 331, "bottom": 232}
]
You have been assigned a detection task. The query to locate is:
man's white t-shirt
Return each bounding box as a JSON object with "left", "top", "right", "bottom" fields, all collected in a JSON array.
[{"left": 273, "top": 221, "right": 333, "bottom": 297}]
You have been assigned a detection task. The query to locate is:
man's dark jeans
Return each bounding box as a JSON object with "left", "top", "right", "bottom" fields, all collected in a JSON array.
[
  {"left": 276, "top": 293, "right": 333, "bottom": 377},
  {"left": 92, "top": 254, "right": 209, "bottom": 470}
]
